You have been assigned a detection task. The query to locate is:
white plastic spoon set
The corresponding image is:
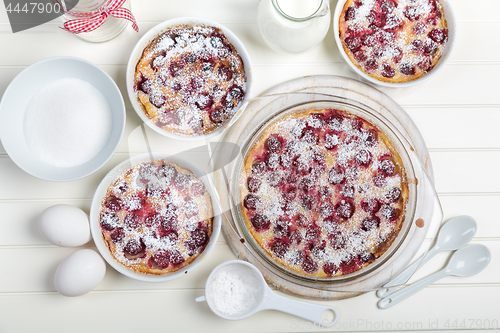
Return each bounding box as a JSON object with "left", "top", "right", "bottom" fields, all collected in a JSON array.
[{"left": 376, "top": 215, "right": 491, "bottom": 309}]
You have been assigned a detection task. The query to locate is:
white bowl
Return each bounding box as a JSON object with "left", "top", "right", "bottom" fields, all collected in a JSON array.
[
  {"left": 333, "top": 0, "right": 456, "bottom": 88},
  {"left": 126, "top": 16, "right": 253, "bottom": 141},
  {"left": 89, "top": 152, "right": 222, "bottom": 282},
  {"left": 0, "top": 57, "right": 126, "bottom": 181}
]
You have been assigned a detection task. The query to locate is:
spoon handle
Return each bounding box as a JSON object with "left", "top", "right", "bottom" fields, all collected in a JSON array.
[
  {"left": 263, "top": 293, "right": 339, "bottom": 327},
  {"left": 376, "top": 246, "right": 440, "bottom": 298},
  {"left": 377, "top": 268, "right": 449, "bottom": 309}
]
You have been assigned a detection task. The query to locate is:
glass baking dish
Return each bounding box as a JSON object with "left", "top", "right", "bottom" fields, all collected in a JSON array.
[{"left": 212, "top": 88, "right": 442, "bottom": 299}]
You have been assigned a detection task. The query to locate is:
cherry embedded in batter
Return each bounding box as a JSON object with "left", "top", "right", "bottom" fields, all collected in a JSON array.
[
  {"left": 251, "top": 213, "right": 270, "bottom": 232},
  {"left": 151, "top": 250, "right": 170, "bottom": 269}
]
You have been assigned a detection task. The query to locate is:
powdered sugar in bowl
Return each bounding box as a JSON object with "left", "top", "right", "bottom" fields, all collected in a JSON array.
[{"left": 0, "top": 57, "right": 125, "bottom": 181}]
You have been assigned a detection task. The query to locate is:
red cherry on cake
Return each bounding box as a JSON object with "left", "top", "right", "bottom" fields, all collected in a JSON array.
[
  {"left": 404, "top": 6, "right": 420, "bottom": 21},
  {"left": 345, "top": 36, "right": 362, "bottom": 52},
  {"left": 161, "top": 214, "right": 178, "bottom": 231},
  {"left": 381, "top": 205, "right": 399, "bottom": 221},
  {"left": 251, "top": 213, "right": 270, "bottom": 232},
  {"left": 266, "top": 172, "right": 283, "bottom": 188},
  {"left": 265, "top": 152, "right": 280, "bottom": 170},
  {"left": 355, "top": 149, "right": 373, "bottom": 167},
  {"left": 274, "top": 216, "right": 290, "bottom": 237},
  {"left": 244, "top": 194, "right": 262, "bottom": 210},
  {"left": 169, "top": 61, "right": 185, "bottom": 77},
  {"left": 151, "top": 250, "right": 170, "bottom": 269},
  {"left": 320, "top": 202, "right": 335, "bottom": 218},
  {"left": 341, "top": 184, "right": 355, "bottom": 199},
  {"left": 400, "top": 63, "right": 416, "bottom": 76},
  {"left": 428, "top": 28, "right": 448, "bottom": 44},
  {"left": 293, "top": 157, "right": 312, "bottom": 175},
  {"left": 310, "top": 239, "right": 326, "bottom": 258},
  {"left": 386, "top": 187, "right": 402, "bottom": 202},
  {"left": 328, "top": 166, "right": 345, "bottom": 185},
  {"left": 124, "top": 239, "right": 145, "bottom": 257},
  {"left": 182, "top": 200, "right": 199, "bottom": 218},
  {"left": 305, "top": 224, "right": 320, "bottom": 242},
  {"left": 329, "top": 231, "right": 346, "bottom": 250},
  {"left": 209, "top": 107, "right": 225, "bottom": 123},
  {"left": 301, "top": 195, "right": 315, "bottom": 211},
  {"left": 161, "top": 164, "right": 178, "bottom": 183},
  {"left": 105, "top": 197, "right": 122, "bottom": 212},
  {"left": 335, "top": 199, "right": 355, "bottom": 219},
  {"left": 360, "top": 216, "right": 381, "bottom": 231},
  {"left": 217, "top": 64, "right": 233, "bottom": 81},
  {"left": 191, "top": 225, "right": 209, "bottom": 248},
  {"left": 345, "top": 6, "right": 356, "bottom": 21},
  {"left": 290, "top": 229, "right": 303, "bottom": 246},
  {"left": 124, "top": 213, "right": 141, "bottom": 230},
  {"left": 323, "top": 262, "right": 338, "bottom": 276},
  {"left": 266, "top": 135, "right": 283, "bottom": 151},
  {"left": 381, "top": 63, "right": 396, "bottom": 78},
  {"left": 365, "top": 59, "right": 378, "bottom": 72},
  {"left": 302, "top": 255, "right": 318, "bottom": 274},
  {"left": 361, "top": 198, "right": 381, "bottom": 214},
  {"left": 170, "top": 250, "right": 185, "bottom": 266},
  {"left": 410, "top": 39, "right": 424, "bottom": 54},
  {"left": 295, "top": 214, "right": 309, "bottom": 228},
  {"left": 247, "top": 176, "right": 261, "bottom": 192},
  {"left": 137, "top": 76, "right": 152, "bottom": 94},
  {"left": 379, "top": 158, "right": 396, "bottom": 176},
  {"left": 194, "top": 93, "right": 213, "bottom": 110},
  {"left": 251, "top": 161, "right": 267, "bottom": 175},
  {"left": 110, "top": 227, "right": 125, "bottom": 244},
  {"left": 191, "top": 182, "right": 206, "bottom": 196},
  {"left": 301, "top": 128, "right": 319, "bottom": 145},
  {"left": 175, "top": 173, "right": 191, "bottom": 189},
  {"left": 149, "top": 92, "right": 167, "bottom": 108},
  {"left": 100, "top": 212, "right": 119, "bottom": 231},
  {"left": 413, "top": 22, "right": 426, "bottom": 35},
  {"left": 325, "top": 114, "right": 343, "bottom": 131},
  {"left": 324, "top": 132, "right": 340, "bottom": 150},
  {"left": 271, "top": 237, "right": 290, "bottom": 258}
]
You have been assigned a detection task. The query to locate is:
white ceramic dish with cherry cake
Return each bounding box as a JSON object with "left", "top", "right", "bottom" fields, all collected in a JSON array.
[
  {"left": 90, "top": 153, "right": 221, "bottom": 282},
  {"left": 333, "top": 0, "right": 456, "bottom": 87},
  {"left": 126, "top": 17, "right": 253, "bottom": 141}
]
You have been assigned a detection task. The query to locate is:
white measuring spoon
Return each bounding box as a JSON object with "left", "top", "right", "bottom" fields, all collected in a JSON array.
[
  {"left": 377, "top": 244, "right": 490, "bottom": 309},
  {"left": 196, "top": 260, "right": 339, "bottom": 327},
  {"left": 376, "top": 215, "right": 477, "bottom": 298}
]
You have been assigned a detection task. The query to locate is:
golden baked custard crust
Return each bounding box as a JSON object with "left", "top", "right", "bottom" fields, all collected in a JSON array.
[{"left": 239, "top": 109, "right": 408, "bottom": 277}]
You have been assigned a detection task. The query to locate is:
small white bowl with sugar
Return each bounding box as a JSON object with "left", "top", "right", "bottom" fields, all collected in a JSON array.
[{"left": 0, "top": 57, "right": 125, "bottom": 181}]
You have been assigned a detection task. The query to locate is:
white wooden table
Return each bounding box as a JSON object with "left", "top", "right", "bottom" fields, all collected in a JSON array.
[{"left": 0, "top": 1, "right": 499, "bottom": 332}]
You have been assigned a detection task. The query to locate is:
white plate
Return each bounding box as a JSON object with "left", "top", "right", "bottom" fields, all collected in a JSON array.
[
  {"left": 0, "top": 56, "right": 126, "bottom": 181},
  {"left": 333, "top": 0, "right": 457, "bottom": 88},
  {"left": 89, "top": 152, "right": 222, "bottom": 282},
  {"left": 126, "top": 16, "right": 253, "bottom": 141}
]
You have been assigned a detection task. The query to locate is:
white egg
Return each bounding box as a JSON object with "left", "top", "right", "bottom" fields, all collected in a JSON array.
[
  {"left": 54, "top": 249, "right": 106, "bottom": 297},
  {"left": 38, "top": 204, "right": 92, "bottom": 247}
]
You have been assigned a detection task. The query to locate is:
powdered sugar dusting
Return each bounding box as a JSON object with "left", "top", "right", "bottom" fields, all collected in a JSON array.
[
  {"left": 340, "top": 0, "right": 448, "bottom": 82},
  {"left": 99, "top": 160, "right": 213, "bottom": 273},
  {"left": 240, "top": 109, "right": 408, "bottom": 276},
  {"left": 135, "top": 24, "right": 247, "bottom": 136}
]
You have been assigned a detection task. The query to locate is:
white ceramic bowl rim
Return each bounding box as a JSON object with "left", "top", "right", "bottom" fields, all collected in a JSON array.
[
  {"left": 126, "top": 16, "right": 253, "bottom": 141},
  {"left": 89, "top": 152, "right": 222, "bottom": 282},
  {"left": 333, "top": 0, "right": 457, "bottom": 88},
  {"left": 0, "top": 56, "right": 126, "bottom": 181}
]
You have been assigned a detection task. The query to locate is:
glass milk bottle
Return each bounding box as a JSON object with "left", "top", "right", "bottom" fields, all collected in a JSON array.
[{"left": 257, "top": 0, "right": 331, "bottom": 54}]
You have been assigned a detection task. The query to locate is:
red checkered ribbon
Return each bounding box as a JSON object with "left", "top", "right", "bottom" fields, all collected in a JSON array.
[{"left": 61, "top": 0, "right": 138, "bottom": 34}]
